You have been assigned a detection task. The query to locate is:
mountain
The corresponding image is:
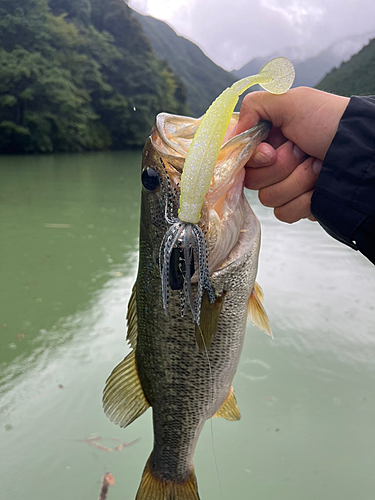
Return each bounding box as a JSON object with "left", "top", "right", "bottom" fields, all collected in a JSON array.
[
  {"left": 132, "top": 9, "right": 236, "bottom": 117},
  {"left": 316, "top": 37, "right": 375, "bottom": 96},
  {"left": 233, "top": 32, "right": 375, "bottom": 88}
]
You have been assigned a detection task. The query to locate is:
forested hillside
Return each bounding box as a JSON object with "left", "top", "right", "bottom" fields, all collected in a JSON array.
[
  {"left": 0, "top": 0, "right": 187, "bottom": 153},
  {"left": 317, "top": 38, "right": 375, "bottom": 96},
  {"left": 132, "top": 10, "right": 235, "bottom": 117}
]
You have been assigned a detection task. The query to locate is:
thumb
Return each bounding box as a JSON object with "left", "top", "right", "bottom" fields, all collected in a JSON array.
[{"left": 235, "top": 90, "right": 295, "bottom": 136}]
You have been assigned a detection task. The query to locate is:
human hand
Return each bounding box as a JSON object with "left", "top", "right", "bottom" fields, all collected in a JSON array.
[{"left": 236, "top": 87, "right": 349, "bottom": 223}]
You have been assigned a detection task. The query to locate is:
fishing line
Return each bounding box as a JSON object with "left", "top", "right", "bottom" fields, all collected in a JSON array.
[{"left": 196, "top": 323, "right": 224, "bottom": 500}]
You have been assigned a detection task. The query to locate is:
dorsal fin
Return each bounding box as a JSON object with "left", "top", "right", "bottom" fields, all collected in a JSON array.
[
  {"left": 195, "top": 291, "right": 226, "bottom": 352},
  {"left": 126, "top": 283, "right": 137, "bottom": 348},
  {"left": 103, "top": 350, "right": 150, "bottom": 428},
  {"left": 248, "top": 284, "right": 273, "bottom": 338},
  {"left": 213, "top": 387, "right": 241, "bottom": 421}
]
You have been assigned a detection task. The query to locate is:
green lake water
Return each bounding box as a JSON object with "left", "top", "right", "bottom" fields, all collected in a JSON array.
[{"left": 1, "top": 151, "right": 375, "bottom": 500}]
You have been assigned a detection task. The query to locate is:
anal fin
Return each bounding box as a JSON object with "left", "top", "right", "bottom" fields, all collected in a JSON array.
[
  {"left": 103, "top": 350, "right": 150, "bottom": 428},
  {"left": 213, "top": 386, "right": 241, "bottom": 421}
]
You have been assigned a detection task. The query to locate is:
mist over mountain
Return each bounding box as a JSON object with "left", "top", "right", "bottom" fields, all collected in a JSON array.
[{"left": 233, "top": 31, "right": 375, "bottom": 88}]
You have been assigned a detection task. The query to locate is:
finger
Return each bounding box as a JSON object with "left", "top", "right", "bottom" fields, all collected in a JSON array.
[
  {"left": 258, "top": 157, "right": 321, "bottom": 208},
  {"left": 273, "top": 190, "right": 315, "bottom": 223},
  {"left": 250, "top": 143, "right": 276, "bottom": 168},
  {"left": 245, "top": 140, "right": 307, "bottom": 190}
]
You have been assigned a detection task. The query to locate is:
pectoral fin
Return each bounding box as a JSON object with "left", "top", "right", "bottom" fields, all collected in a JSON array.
[
  {"left": 103, "top": 350, "right": 150, "bottom": 427},
  {"left": 213, "top": 387, "right": 241, "bottom": 421},
  {"left": 195, "top": 291, "right": 226, "bottom": 352},
  {"left": 248, "top": 283, "right": 273, "bottom": 338},
  {"left": 254, "top": 281, "right": 264, "bottom": 302}
]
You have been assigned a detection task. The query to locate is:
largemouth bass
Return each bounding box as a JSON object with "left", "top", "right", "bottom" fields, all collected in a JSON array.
[
  {"left": 103, "top": 114, "right": 273, "bottom": 500},
  {"left": 103, "top": 57, "right": 295, "bottom": 500}
]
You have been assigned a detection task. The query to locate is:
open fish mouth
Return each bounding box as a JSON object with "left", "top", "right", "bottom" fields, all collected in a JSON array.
[{"left": 150, "top": 112, "right": 271, "bottom": 274}]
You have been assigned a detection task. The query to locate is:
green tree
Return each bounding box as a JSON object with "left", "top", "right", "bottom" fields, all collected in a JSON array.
[
  {"left": 0, "top": 46, "right": 109, "bottom": 153},
  {"left": 0, "top": 0, "right": 49, "bottom": 52},
  {"left": 0, "top": 0, "right": 111, "bottom": 152}
]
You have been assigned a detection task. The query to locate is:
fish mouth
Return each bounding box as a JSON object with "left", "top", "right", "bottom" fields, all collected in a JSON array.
[{"left": 151, "top": 113, "right": 271, "bottom": 273}]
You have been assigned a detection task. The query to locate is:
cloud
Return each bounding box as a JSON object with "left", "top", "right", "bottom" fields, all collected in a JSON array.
[
  {"left": 129, "top": 0, "right": 375, "bottom": 70},
  {"left": 261, "top": 0, "right": 324, "bottom": 27}
]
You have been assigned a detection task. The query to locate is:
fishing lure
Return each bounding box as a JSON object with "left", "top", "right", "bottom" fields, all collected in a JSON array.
[{"left": 160, "top": 57, "right": 295, "bottom": 324}]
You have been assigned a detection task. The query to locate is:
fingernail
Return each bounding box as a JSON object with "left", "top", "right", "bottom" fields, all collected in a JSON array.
[
  {"left": 293, "top": 144, "right": 305, "bottom": 162},
  {"left": 312, "top": 159, "right": 323, "bottom": 175},
  {"left": 253, "top": 151, "right": 272, "bottom": 165}
]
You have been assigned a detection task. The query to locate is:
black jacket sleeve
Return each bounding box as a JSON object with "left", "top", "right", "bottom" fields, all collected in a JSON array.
[{"left": 311, "top": 96, "right": 375, "bottom": 265}]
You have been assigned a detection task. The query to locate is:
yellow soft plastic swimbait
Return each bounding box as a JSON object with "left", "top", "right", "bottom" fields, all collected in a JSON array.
[
  {"left": 159, "top": 57, "right": 295, "bottom": 324},
  {"left": 178, "top": 56, "right": 295, "bottom": 224}
]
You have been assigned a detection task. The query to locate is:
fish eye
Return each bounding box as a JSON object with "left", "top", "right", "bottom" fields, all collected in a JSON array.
[{"left": 141, "top": 167, "right": 160, "bottom": 191}]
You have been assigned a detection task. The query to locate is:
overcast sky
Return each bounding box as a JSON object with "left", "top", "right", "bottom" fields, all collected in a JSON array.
[{"left": 128, "top": 0, "right": 375, "bottom": 70}]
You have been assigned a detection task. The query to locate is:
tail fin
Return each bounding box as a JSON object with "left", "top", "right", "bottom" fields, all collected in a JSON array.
[{"left": 136, "top": 457, "right": 200, "bottom": 500}]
